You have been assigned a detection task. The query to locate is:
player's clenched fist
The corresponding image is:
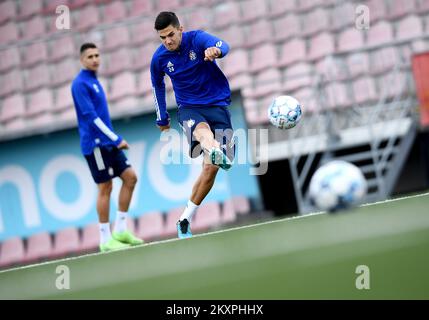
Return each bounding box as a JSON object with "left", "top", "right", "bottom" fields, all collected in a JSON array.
[{"left": 204, "top": 47, "right": 221, "bottom": 61}]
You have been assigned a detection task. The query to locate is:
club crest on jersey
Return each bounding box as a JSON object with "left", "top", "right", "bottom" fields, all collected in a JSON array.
[
  {"left": 189, "top": 50, "right": 197, "bottom": 61},
  {"left": 167, "top": 61, "right": 174, "bottom": 72},
  {"left": 93, "top": 83, "right": 100, "bottom": 93},
  {"left": 186, "top": 119, "right": 195, "bottom": 128}
]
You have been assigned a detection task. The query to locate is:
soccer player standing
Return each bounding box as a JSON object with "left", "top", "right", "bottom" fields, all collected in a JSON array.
[
  {"left": 71, "top": 43, "right": 143, "bottom": 252},
  {"left": 151, "top": 12, "right": 235, "bottom": 239}
]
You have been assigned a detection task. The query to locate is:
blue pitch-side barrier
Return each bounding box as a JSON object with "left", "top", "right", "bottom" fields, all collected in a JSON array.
[{"left": 0, "top": 100, "right": 261, "bottom": 241}]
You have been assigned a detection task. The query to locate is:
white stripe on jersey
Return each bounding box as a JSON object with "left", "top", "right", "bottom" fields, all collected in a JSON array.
[
  {"left": 152, "top": 87, "right": 161, "bottom": 121},
  {"left": 93, "top": 117, "right": 119, "bottom": 142}
]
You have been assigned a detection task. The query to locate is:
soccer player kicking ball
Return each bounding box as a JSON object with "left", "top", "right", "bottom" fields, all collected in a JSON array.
[
  {"left": 71, "top": 43, "right": 143, "bottom": 252},
  {"left": 151, "top": 12, "right": 235, "bottom": 239}
]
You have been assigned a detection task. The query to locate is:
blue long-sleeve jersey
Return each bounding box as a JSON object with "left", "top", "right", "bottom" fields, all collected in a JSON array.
[
  {"left": 150, "top": 30, "right": 231, "bottom": 126},
  {"left": 71, "top": 69, "right": 122, "bottom": 155}
]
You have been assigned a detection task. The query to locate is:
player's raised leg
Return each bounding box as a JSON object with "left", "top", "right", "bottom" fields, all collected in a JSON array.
[
  {"left": 193, "top": 122, "right": 232, "bottom": 170},
  {"left": 112, "top": 167, "right": 144, "bottom": 245}
]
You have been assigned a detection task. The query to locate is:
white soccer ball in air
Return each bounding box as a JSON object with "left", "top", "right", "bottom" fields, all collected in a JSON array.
[
  {"left": 309, "top": 160, "right": 367, "bottom": 213},
  {"left": 268, "top": 95, "right": 302, "bottom": 129}
]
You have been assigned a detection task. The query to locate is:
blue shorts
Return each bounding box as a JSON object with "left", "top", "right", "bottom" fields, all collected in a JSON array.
[
  {"left": 84, "top": 146, "right": 131, "bottom": 184},
  {"left": 177, "top": 105, "right": 235, "bottom": 161}
]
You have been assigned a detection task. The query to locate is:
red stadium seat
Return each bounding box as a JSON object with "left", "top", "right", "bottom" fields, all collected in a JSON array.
[
  {"left": 109, "top": 72, "right": 137, "bottom": 101},
  {"left": 21, "top": 16, "right": 46, "bottom": 41},
  {"left": 184, "top": 8, "right": 211, "bottom": 31},
  {"left": 102, "top": 48, "right": 132, "bottom": 76},
  {"left": 337, "top": 28, "right": 364, "bottom": 52},
  {"left": 222, "top": 49, "right": 248, "bottom": 78},
  {"left": 75, "top": 5, "right": 100, "bottom": 31},
  {"left": 22, "top": 42, "right": 48, "bottom": 67},
  {"left": 0, "top": 47, "right": 20, "bottom": 72},
  {"left": 134, "top": 42, "right": 159, "bottom": 71},
  {"left": 25, "top": 232, "right": 54, "bottom": 263},
  {"left": 308, "top": 32, "right": 335, "bottom": 61},
  {"left": 273, "top": 14, "right": 300, "bottom": 43},
  {"left": 51, "top": 59, "right": 77, "bottom": 86},
  {"left": 130, "top": 20, "right": 157, "bottom": 45},
  {"left": 387, "top": 0, "right": 416, "bottom": 20},
  {"left": 417, "top": 0, "right": 429, "bottom": 14},
  {"left": 57, "top": 107, "right": 76, "bottom": 124},
  {"left": 268, "top": 0, "right": 296, "bottom": 18},
  {"left": 278, "top": 38, "right": 306, "bottom": 67},
  {"left": 221, "top": 199, "right": 237, "bottom": 224},
  {"left": 249, "top": 43, "right": 277, "bottom": 73},
  {"left": 137, "top": 68, "right": 152, "bottom": 95},
  {"left": 231, "top": 196, "right": 251, "bottom": 215},
  {"left": 296, "top": 0, "right": 325, "bottom": 11},
  {"left": 4, "top": 117, "right": 27, "bottom": 131},
  {"left": 213, "top": 2, "right": 240, "bottom": 29},
  {"left": 157, "top": 0, "right": 182, "bottom": 11},
  {"left": 0, "top": 22, "right": 19, "bottom": 44},
  {"left": 0, "top": 237, "right": 25, "bottom": 268},
  {"left": 102, "top": 1, "right": 127, "bottom": 23},
  {"left": 102, "top": 25, "right": 130, "bottom": 51},
  {"left": 54, "top": 84, "right": 74, "bottom": 112},
  {"left": 291, "top": 87, "right": 318, "bottom": 113},
  {"left": 244, "top": 19, "right": 273, "bottom": 48},
  {"left": 352, "top": 77, "right": 378, "bottom": 105},
  {"left": 369, "top": 47, "right": 400, "bottom": 75},
  {"left": 129, "top": 0, "right": 154, "bottom": 17},
  {"left": 0, "top": 69, "right": 23, "bottom": 97},
  {"left": 283, "top": 63, "right": 315, "bottom": 92},
  {"left": 164, "top": 206, "right": 185, "bottom": 238},
  {"left": 80, "top": 223, "right": 99, "bottom": 252},
  {"left": 137, "top": 211, "right": 165, "bottom": 241},
  {"left": 325, "top": 82, "right": 351, "bottom": 109},
  {"left": 43, "top": 0, "right": 71, "bottom": 14},
  {"left": 379, "top": 71, "right": 408, "bottom": 101},
  {"left": 52, "top": 227, "right": 80, "bottom": 258},
  {"left": 330, "top": 2, "right": 356, "bottom": 31},
  {"left": 240, "top": 0, "right": 268, "bottom": 23},
  {"left": 367, "top": 21, "right": 394, "bottom": 47},
  {"left": 301, "top": 8, "right": 330, "bottom": 37},
  {"left": 27, "top": 88, "right": 54, "bottom": 116},
  {"left": 216, "top": 25, "right": 245, "bottom": 49},
  {"left": 69, "top": 0, "right": 91, "bottom": 9},
  {"left": 0, "top": 1, "right": 17, "bottom": 25},
  {"left": 183, "top": 0, "right": 209, "bottom": 6},
  {"left": 347, "top": 53, "right": 370, "bottom": 79},
  {"left": 49, "top": 35, "right": 76, "bottom": 62},
  {"left": 396, "top": 15, "right": 423, "bottom": 41},
  {"left": 366, "top": 0, "right": 387, "bottom": 23},
  {"left": 24, "top": 65, "right": 50, "bottom": 91},
  {"left": 193, "top": 202, "right": 222, "bottom": 233},
  {"left": 243, "top": 68, "right": 281, "bottom": 99},
  {"left": 0, "top": 94, "right": 26, "bottom": 122},
  {"left": 17, "top": 0, "right": 42, "bottom": 20}
]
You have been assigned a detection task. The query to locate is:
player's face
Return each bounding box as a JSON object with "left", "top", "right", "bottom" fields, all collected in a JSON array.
[
  {"left": 158, "top": 25, "right": 183, "bottom": 51},
  {"left": 80, "top": 48, "right": 100, "bottom": 71}
]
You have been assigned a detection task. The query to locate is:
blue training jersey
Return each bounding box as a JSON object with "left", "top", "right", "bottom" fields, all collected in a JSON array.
[
  {"left": 71, "top": 69, "right": 122, "bottom": 155},
  {"left": 150, "top": 30, "right": 231, "bottom": 126}
]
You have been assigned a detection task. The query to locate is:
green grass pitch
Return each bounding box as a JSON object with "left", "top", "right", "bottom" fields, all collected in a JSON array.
[{"left": 1, "top": 192, "right": 429, "bottom": 299}]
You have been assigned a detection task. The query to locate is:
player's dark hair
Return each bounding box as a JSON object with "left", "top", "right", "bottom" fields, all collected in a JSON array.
[
  {"left": 80, "top": 43, "right": 97, "bottom": 55},
  {"left": 154, "top": 11, "right": 180, "bottom": 30}
]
